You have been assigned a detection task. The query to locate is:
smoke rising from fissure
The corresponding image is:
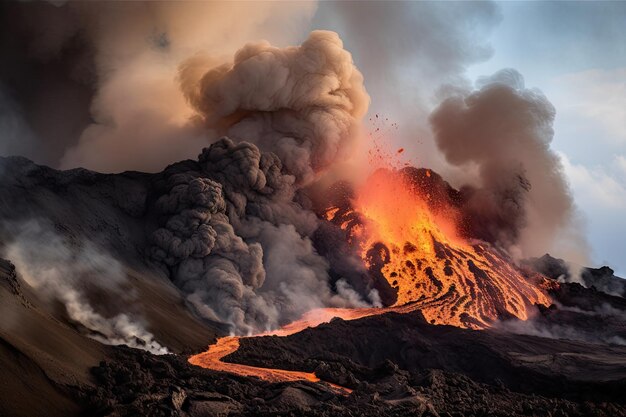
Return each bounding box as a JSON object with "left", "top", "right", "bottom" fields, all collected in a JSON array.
[{"left": 3, "top": 220, "right": 168, "bottom": 355}]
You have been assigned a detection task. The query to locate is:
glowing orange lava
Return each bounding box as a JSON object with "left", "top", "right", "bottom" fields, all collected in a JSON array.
[
  {"left": 188, "top": 308, "right": 378, "bottom": 393},
  {"left": 326, "top": 168, "right": 551, "bottom": 328}
]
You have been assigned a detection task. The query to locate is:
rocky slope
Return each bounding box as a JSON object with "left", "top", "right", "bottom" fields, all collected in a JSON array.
[{"left": 2, "top": 155, "right": 626, "bottom": 416}]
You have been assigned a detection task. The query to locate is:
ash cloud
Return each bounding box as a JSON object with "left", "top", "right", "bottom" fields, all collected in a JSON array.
[
  {"left": 3, "top": 219, "right": 168, "bottom": 355},
  {"left": 179, "top": 30, "right": 369, "bottom": 185},
  {"left": 144, "top": 32, "right": 375, "bottom": 334},
  {"left": 430, "top": 69, "right": 589, "bottom": 262}
]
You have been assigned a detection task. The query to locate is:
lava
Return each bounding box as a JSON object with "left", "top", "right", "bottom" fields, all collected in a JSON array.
[
  {"left": 326, "top": 168, "right": 551, "bottom": 328},
  {"left": 188, "top": 308, "right": 380, "bottom": 393}
]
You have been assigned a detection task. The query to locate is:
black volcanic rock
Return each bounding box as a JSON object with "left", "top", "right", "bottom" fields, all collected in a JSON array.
[
  {"left": 528, "top": 254, "right": 626, "bottom": 297},
  {"left": 229, "top": 311, "right": 626, "bottom": 405},
  {"left": 78, "top": 315, "right": 626, "bottom": 417}
]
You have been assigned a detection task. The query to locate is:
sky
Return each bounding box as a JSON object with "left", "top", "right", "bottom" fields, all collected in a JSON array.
[{"left": 466, "top": 2, "right": 626, "bottom": 275}]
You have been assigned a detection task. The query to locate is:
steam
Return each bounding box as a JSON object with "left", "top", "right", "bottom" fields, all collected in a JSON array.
[
  {"left": 430, "top": 69, "right": 589, "bottom": 261},
  {"left": 497, "top": 302, "right": 626, "bottom": 346},
  {"left": 3, "top": 220, "right": 168, "bottom": 355}
]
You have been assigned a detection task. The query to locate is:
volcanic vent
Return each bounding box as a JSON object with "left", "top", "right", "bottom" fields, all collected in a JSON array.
[{"left": 323, "top": 167, "right": 551, "bottom": 329}]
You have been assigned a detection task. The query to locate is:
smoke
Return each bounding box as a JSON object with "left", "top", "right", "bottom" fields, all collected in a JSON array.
[
  {"left": 430, "top": 69, "right": 589, "bottom": 261},
  {"left": 0, "top": 86, "right": 39, "bottom": 161},
  {"left": 497, "top": 318, "right": 626, "bottom": 346},
  {"left": 179, "top": 30, "right": 369, "bottom": 185},
  {"left": 3, "top": 219, "right": 168, "bottom": 355},
  {"left": 140, "top": 32, "right": 373, "bottom": 334},
  {"left": 150, "top": 135, "right": 377, "bottom": 335},
  {"left": 0, "top": 1, "right": 316, "bottom": 172},
  {"left": 497, "top": 302, "right": 626, "bottom": 346},
  {"left": 311, "top": 1, "right": 501, "bottom": 175}
]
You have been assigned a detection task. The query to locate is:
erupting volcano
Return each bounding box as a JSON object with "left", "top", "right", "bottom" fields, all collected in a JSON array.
[
  {"left": 2, "top": 3, "right": 626, "bottom": 416},
  {"left": 190, "top": 164, "right": 553, "bottom": 387}
]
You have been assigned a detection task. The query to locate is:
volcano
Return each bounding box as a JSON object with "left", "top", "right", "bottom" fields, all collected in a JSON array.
[
  {"left": 1, "top": 153, "right": 626, "bottom": 417},
  {"left": 323, "top": 167, "right": 551, "bottom": 328},
  {"left": 1, "top": 6, "right": 625, "bottom": 416}
]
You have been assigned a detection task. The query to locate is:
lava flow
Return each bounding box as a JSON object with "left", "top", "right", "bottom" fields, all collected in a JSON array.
[
  {"left": 190, "top": 167, "right": 552, "bottom": 388},
  {"left": 189, "top": 308, "right": 380, "bottom": 393},
  {"left": 326, "top": 167, "right": 552, "bottom": 328}
]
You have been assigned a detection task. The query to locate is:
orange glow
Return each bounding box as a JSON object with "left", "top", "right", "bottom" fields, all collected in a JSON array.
[
  {"left": 327, "top": 168, "right": 551, "bottom": 328},
  {"left": 188, "top": 309, "right": 372, "bottom": 394},
  {"left": 189, "top": 337, "right": 325, "bottom": 383}
]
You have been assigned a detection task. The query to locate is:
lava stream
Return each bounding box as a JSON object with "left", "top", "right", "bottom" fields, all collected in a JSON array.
[
  {"left": 326, "top": 168, "right": 552, "bottom": 328},
  {"left": 189, "top": 308, "right": 381, "bottom": 393}
]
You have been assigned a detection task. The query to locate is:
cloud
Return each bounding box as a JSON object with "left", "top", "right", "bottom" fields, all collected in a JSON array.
[
  {"left": 615, "top": 155, "right": 626, "bottom": 178},
  {"left": 559, "top": 152, "right": 626, "bottom": 210},
  {"left": 558, "top": 152, "right": 626, "bottom": 273},
  {"left": 553, "top": 68, "right": 626, "bottom": 146}
]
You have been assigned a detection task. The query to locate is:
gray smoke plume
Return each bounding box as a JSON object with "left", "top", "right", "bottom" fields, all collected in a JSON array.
[
  {"left": 4, "top": 219, "right": 168, "bottom": 355},
  {"left": 430, "top": 69, "right": 589, "bottom": 262},
  {"left": 150, "top": 136, "right": 377, "bottom": 335}
]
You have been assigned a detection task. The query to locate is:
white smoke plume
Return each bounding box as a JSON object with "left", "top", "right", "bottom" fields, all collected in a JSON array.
[
  {"left": 496, "top": 302, "right": 626, "bottom": 346},
  {"left": 3, "top": 219, "right": 168, "bottom": 355}
]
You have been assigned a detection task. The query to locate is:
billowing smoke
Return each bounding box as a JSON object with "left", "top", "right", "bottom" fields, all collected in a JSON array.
[
  {"left": 145, "top": 31, "right": 374, "bottom": 334},
  {"left": 430, "top": 69, "right": 589, "bottom": 261},
  {"left": 3, "top": 220, "right": 168, "bottom": 354},
  {"left": 179, "top": 30, "right": 369, "bottom": 185},
  {"left": 0, "top": 1, "right": 316, "bottom": 172},
  {"left": 150, "top": 138, "right": 377, "bottom": 334}
]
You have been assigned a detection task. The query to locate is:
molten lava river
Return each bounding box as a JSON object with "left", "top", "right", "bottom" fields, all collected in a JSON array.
[{"left": 189, "top": 168, "right": 552, "bottom": 391}]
